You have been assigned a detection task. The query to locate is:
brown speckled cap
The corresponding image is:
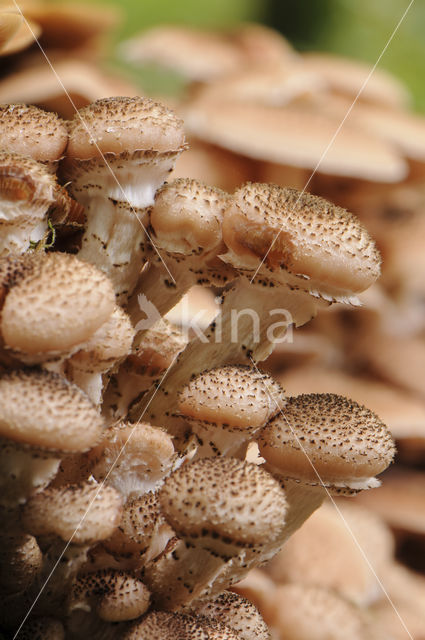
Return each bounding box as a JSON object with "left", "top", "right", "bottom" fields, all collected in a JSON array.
[
  {"left": 1, "top": 252, "right": 115, "bottom": 359},
  {"left": 222, "top": 183, "right": 381, "bottom": 302},
  {"left": 21, "top": 482, "right": 122, "bottom": 544},
  {"left": 258, "top": 393, "right": 396, "bottom": 494},
  {"left": 124, "top": 610, "right": 240, "bottom": 640},
  {"left": 0, "top": 369, "right": 105, "bottom": 452},
  {"left": 0, "top": 104, "right": 68, "bottom": 163}
]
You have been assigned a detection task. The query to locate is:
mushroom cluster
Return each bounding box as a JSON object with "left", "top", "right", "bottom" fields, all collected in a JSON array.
[{"left": 0, "top": 95, "right": 396, "bottom": 640}]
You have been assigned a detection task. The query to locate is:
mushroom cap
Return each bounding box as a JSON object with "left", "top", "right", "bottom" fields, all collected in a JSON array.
[
  {"left": 124, "top": 610, "right": 240, "bottom": 640},
  {"left": 0, "top": 150, "right": 57, "bottom": 225},
  {"left": 150, "top": 178, "right": 229, "bottom": 255},
  {"left": 21, "top": 482, "right": 123, "bottom": 544},
  {"left": 258, "top": 393, "right": 396, "bottom": 492},
  {"left": 183, "top": 100, "right": 406, "bottom": 183},
  {"left": 0, "top": 369, "right": 105, "bottom": 452},
  {"left": 0, "top": 14, "right": 40, "bottom": 58},
  {"left": 70, "top": 569, "right": 150, "bottom": 622},
  {"left": 120, "top": 25, "right": 244, "bottom": 81},
  {"left": 301, "top": 52, "right": 410, "bottom": 108},
  {"left": 0, "top": 13, "right": 22, "bottom": 52},
  {"left": 178, "top": 365, "right": 285, "bottom": 431},
  {"left": 66, "top": 96, "right": 186, "bottom": 160},
  {"left": 193, "top": 591, "right": 271, "bottom": 640},
  {"left": 159, "top": 457, "right": 287, "bottom": 548},
  {"left": 0, "top": 104, "right": 68, "bottom": 163},
  {"left": 1, "top": 252, "right": 116, "bottom": 357},
  {"left": 221, "top": 183, "right": 381, "bottom": 300}
]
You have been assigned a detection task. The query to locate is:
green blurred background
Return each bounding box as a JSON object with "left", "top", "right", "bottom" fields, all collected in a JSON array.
[{"left": 86, "top": 0, "right": 425, "bottom": 112}]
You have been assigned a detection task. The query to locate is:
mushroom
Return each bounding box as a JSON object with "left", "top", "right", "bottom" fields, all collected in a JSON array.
[
  {"left": 127, "top": 177, "right": 234, "bottom": 322},
  {"left": 133, "top": 183, "right": 381, "bottom": 436},
  {"left": 21, "top": 482, "right": 123, "bottom": 546},
  {"left": 264, "top": 501, "right": 394, "bottom": 607},
  {"left": 0, "top": 251, "right": 116, "bottom": 366},
  {"left": 266, "top": 584, "right": 369, "bottom": 640},
  {"left": 123, "top": 610, "right": 241, "bottom": 640},
  {"left": 61, "top": 96, "right": 187, "bottom": 302},
  {"left": 86, "top": 422, "right": 177, "bottom": 501},
  {"left": 0, "top": 103, "right": 68, "bottom": 173},
  {"left": 68, "top": 569, "right": 150, "bottom": 622},
  {"left": 143, "top": 457, "right": 287, "bottom": 608},
  {"left": 0, "top": 12, "right": 40, "bottom": 58},
  {"left": 0, "top": 532, "right": 42, "bottom": 596},
  {"left": 192, "top": 591, "right": 271, "bottom": 640},
  {"left": 0, "top": 151, "right": 57, "bottom": 255},
  {"left": 258, "top": 393, "right": 396, "bottom": 496},
  {"left": 0, "top": 369, "right": 105, "bottom": 508},
  {"left": 177, "top": 365, "right": 285, "bottom": 458}
]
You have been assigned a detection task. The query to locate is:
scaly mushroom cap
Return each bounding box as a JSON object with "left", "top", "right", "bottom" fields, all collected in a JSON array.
[
  {"left": 124, "top": 611, "right": 240, "bottom": 640},
  {"left": 222, "top": 183, "right": 381, "bottom": 302},
  {"left": 1, "top": 252, "right": 115, "bottom": 359},
  {"left": 62, "top": 96, "right": 187, "bottom": 207},
  {"left": 0, "top": 533, "right": 42, "bottom": 595},
  {"left": 150, "top": 178, "right": 229, "bottom": 256},
  {"left": 66, "top": 96, "right": 186, "bottom": 159},
  {"left": 178, "top": 365, "right": 285, "bottom": 430},
  {"left": 258, "top": 393, "right": 396, "bottom": 494},
  {"left": 0, "top": 369, "right": 105, "bottom": 452},
  {"left": 0, "top": 104, "right": 68, "bottom": 164},
  {"left": 0, "top": 151, "right": 56, "bottom": 228},
  {"left": 159, "top": 457, "right": 287, "bottom": 551},
  {"left": 21, "top": 482, "right": 123, "bottom": 544},
  {"left": 193, "top": 591, "right": 271, "bottom": 640},
  {"left": 88, "top": 422, "right": 176, "bottom": 499},
  {"left": 70, "top": 569, "right": 150, "bottom": 622}
]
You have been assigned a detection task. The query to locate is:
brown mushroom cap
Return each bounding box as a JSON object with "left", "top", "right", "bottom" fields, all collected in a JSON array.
[
  {"left": 0, "top": 104, "right": 68, "bottom": 163},
  {"left": 0, "top": 151, "right": 56, "bottom": 226},
  {"left": 66, "top": 96, "right": 186, "bottom": 160},
  {"left": 21, "top": 482, "right": 123, "bottom": 544},
  {"left": 150, "top": 178, "right": 229, "bottom": 256},
  {"left": 193, "top": 591, "right": 271, "bottom": 640},
  {"left": 0, "top": 369, "right": 105, "bottom": 452},
  {"left": 15, "top": 617, "right": 65, "bottom": 640},
  {"left": 222, "top": 183, "right": 381, "bottom": 301},
  {"left": 124, "top": 610, "right": 240, "bottom": 640},
  {"left": 178, "top": 365, "right": 285, "bottom": 430},
  {"left": 258, "top": 393, "right": 396, "bottom": 493},
  {"left": 1, "top": 252, "right": 115, "bottom": 357},
  {"left": 159, "top": 457, "right": 287, "bottom": 550},
  {"left": 70, "top": 569, "right": 150, "bottom": 622}
]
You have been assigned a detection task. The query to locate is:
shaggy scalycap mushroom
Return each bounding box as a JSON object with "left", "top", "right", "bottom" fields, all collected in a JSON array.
[
  {"left": 21, "top": 482, "right": 123, "bottom": 544},
  {"left": 124, "top": 610, "right": 241, "bottom": 640},
  {"left": 258, "top": 393, "right": 396, "bottom": 494},
  {"left": 193, "top": 591, "right": 271, "bottom": 640},
  {"left": 160, "top": 457, "right": 287, "bottom": 553},
  {"left": 63, "top": 96, "right": 187, "bottom": 207},
  {"left": 0, "top": 369, "right": 104, "bottom": 452},
  {"left": 0, "top": 252, "right": 115, "bottom": 363},
  {"left": 222, "top": 183, "right": 381, "bottom": 303},
  {"left": 69, "top": 569, "right": 150, "bottom": 622},
  {"left": 178, "top": 365, "right": 285, "bottom": 457},
  {"left": 0, "top": 103, "right": 68, "bottom": 168},
  {"left": 0, "top": 151, "right": 57, "bottom": 254}
]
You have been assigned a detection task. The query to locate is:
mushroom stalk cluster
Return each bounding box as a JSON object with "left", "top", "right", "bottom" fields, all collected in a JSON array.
[{"left": 0, "top": 97, "right": 395, "bottom": 639}]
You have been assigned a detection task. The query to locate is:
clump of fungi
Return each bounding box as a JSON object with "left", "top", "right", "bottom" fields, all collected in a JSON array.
[{"left": 0, "top": 96, "right": 396, "bottom": 639}]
